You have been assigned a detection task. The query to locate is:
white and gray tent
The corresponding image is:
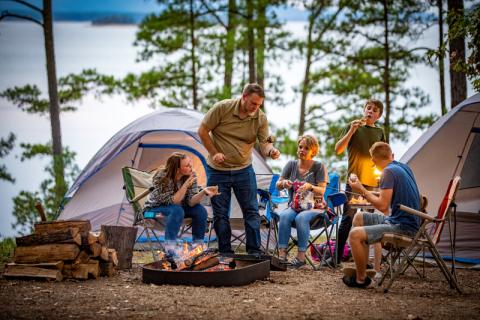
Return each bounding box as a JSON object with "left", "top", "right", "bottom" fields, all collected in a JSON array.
[
  {"left": 58, "top": 107, "right": 275, "bottom": 234},
  {"left": 400, "top": 93, "right": 480, "bottom": 263}
]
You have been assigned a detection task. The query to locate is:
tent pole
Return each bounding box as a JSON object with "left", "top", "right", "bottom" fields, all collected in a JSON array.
[{"left": 451, "top": 113, "right": 479, "bottom": 179}]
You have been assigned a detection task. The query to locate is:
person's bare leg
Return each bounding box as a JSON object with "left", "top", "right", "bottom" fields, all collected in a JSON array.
[
  {"left": 278, "top": 248, "right": 287, "bottom": 260},
  {"left": 297, "top": 251, "right": 306, "bottom": 262},
  {"left": 349, "top": 227, "right": 368, "bottom": 283}
]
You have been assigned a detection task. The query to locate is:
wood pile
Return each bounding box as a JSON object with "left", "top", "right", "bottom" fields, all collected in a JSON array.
[{"left": 3, "top": 220, "right": 118, "bottom": 281}]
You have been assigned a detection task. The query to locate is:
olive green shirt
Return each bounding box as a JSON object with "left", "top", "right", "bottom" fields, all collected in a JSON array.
[
  {"left": 340, "top": 125, "right": 386, "bottom": 187},
  {"left": 202, "top": 98, "right": 270, "bottom": 170}
]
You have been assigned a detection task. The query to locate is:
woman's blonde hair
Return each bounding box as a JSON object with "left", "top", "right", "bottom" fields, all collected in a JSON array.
[{"left": 297, "top": 135, "right": 319, "bottom": 157}]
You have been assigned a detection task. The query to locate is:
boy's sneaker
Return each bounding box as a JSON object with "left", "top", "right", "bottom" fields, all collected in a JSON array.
[{"left": 288, "top": 257, "right": 306, "bottom": 269}]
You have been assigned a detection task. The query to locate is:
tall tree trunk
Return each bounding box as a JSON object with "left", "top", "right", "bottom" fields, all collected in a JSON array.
[
  {"left": 382, "top": 0, "right": 391, "bottom": 143},
  {"left": 246, "top": 0, "right": 256, "bottom": 83},
  {"left": 223, "top": 0, "right": 236, "bottom": 98},
  {"left": 438, "top": 0, "right": 447, "bottom": 115},
  {"left": 256, "top": 0, "right": 266, "bottom": 110},
  {"left": 298, "top": 14, "right": 316, "bottom": 136},
  {"left": 43, "top": 0, "right": 66, "bottom": 211},
  {"left": 189, "top": 0, "right": 198, "bottom": 110},
  {"left": 447, "top": 0, "right": 467, "bottom": 108}
]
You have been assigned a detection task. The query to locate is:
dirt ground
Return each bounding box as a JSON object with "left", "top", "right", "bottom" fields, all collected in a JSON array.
[{"left": 1, "top": 252, "right": 480, "bottom": 320}]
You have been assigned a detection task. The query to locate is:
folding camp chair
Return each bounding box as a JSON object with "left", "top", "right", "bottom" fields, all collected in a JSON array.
[
  {"left": 379, "top": 176, "right": 462, "bottom": 293},
  {"left": 263, "top": 172, "right": 340, "bottom": 269},
  {"left": 121, "top": 167, "right": 193, "bottom": 260}
]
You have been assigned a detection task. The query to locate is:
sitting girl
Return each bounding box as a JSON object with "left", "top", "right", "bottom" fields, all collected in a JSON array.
[{"left": 144, "top": 152, "right": 219, "bottom": 245}]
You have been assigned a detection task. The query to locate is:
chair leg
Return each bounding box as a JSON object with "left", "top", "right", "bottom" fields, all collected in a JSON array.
[
  {"left": 424, "top": 233, "right": 463, "bottom": 293},
  {"left": 207, "top": 219, "right": 214, "bottom": 248}
]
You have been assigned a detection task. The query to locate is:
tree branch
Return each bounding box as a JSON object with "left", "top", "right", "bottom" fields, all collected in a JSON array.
[
  {"left": 199, "top": 0, "right": 227, "bottom": 29},
  {"left": 0, "top": 11, "right": 43, "bottom": 26}
]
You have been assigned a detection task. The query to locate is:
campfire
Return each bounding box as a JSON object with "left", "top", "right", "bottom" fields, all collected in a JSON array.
[{"left": 157, "top": 243, "right": 235, "bottom": 272}]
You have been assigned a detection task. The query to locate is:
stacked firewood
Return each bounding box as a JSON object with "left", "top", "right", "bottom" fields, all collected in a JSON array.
[{"left": 3, "top": 220, "right": 118, "bottom": 281}]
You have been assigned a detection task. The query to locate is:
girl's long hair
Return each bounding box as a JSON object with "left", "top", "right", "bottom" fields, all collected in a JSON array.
[{"left": 160, "top": 152, "right": 187, "bottom": 191}]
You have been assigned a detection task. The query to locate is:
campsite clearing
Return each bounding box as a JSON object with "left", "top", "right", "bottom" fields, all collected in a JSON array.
[{"left": 1, "top": 258, "right": 479, "bottom": 319}]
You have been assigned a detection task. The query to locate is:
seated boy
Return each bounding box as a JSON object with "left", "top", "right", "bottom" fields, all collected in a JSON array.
[{"left": 342, "top": 142, "right": 421, "bottom": 288}]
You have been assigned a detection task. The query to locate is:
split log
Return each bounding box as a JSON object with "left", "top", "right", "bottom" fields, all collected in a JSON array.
[
  {"left": 35, "top": 202, "right": 47, "bottom": 222},
  {"left": 97, "top": 232, "right": 106, "bottom": 245},
  {"left": 15, "top": 228, "right": 81, "bottom": 246},
  {"left": 4, "top": 264, "right": 63, "bottom": 281},
  {"left": 99, "top": 262, "right": 116, "bottom": 277},
  {"left": 89, "top": 243, "right": 102, "bottom": 257},
  {"left": 73, "top": 251, "right": 90, "bottom": 265},
  {"left": 99, "top": 246, "right": 109, "bottom": 262},
  {"left": 107, "top": 249, "right": 118, "bottom": 266},
  {"left": 14, "top": 244, "right": 80, "bottom": 264},
  {"left": 34, "top": 220, "right": 91, "bottom": 237},
  {"left": 101, "top": 225, "right": 137, "bottom": 269},
  {"left": 72, "top": 264, "right": 89, "bottom": 280},
  {"left": 62, "top": 263, "right": 89, "bottom": 280},
  {"left": 6, "top": 261, "right": 64, "bottom": 270},
  {"left": 86, "top": 260, "right": 100, "bottom": 279},
  {"left": 86, "top": 231, "right": 106, "bottom": 245}
]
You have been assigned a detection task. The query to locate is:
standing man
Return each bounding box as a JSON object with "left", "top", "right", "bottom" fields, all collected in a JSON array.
[{"left": 197, "top": 83, "right": 280, "bottom": 254}]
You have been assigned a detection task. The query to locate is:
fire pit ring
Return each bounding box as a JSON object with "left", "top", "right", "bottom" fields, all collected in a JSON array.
[{"left": 142, "top": 255, "right": 270, "bottom": 286}]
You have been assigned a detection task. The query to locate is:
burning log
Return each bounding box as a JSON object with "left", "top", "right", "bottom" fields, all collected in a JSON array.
[{"left": 192, "top": 257, "right": 220, "bottom": 271}]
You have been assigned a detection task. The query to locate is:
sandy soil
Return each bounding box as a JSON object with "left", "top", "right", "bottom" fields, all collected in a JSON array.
[{"left": 1, "top": 254, "right": 479, "bottom": 320}]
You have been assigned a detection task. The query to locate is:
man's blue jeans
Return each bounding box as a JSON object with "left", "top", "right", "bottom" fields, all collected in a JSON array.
[
  {"left": 207, "top": 165, "right": 261, "bottom": 254},
  {"left": 146, "top": 204, "right": 207, "bottom": 242}
]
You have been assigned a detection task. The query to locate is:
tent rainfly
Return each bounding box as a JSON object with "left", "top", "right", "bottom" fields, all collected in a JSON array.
[
  {"left": 58, "top": 108, "right": 274, "bottom": 232},
  {"left": 400, "top": 93, "right": 480, "bottom": 263}
]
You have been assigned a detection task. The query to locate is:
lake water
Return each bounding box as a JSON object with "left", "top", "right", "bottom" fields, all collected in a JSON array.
[{"left": 0, "top": 21, "right": 474, "bottom": 237}]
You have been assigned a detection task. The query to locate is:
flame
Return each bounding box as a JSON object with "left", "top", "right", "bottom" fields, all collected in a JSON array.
[
  {"left": 161, "top": 261, "right": 170, "bottom": 270},
  {"left": 189, "top": 244, "right": 205, "bottom": 257}
]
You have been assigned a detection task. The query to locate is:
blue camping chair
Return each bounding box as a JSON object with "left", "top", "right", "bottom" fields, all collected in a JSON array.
[
  {"left": 259, "top": 172, "right": 341, "bottom": 268},
  {"left": 257, "top": 174, "right": 289, "bottom": 254}
]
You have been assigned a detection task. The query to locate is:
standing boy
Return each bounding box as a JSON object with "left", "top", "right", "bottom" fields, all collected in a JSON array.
[{"left": 324, "top": 99, "right": 385, "bottom": 267}]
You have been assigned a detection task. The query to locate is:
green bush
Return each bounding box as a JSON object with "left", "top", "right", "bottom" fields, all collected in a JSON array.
[{"left": 0, "top": 236, "right": 16, "bottom": 265}]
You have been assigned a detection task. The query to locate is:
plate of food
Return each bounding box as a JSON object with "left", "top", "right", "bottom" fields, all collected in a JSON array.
[{"left": 349, "top": 196, "right": 371, "bottom": 206}]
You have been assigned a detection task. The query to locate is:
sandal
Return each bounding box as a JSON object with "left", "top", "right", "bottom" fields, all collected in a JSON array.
[
  {"left": 342, "top": 274, "right": 372, "bottom": 288},
  {"left": 288, "top": 257, "right": 306, "bottom": 269}
]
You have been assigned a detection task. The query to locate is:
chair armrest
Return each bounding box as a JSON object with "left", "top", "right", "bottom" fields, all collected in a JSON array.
[
  {"left": 131, "top": 187, "right": 154, "bottom": 203},
  {"left": 398, "top": 204, "right": 434, "bottom": 222}
]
